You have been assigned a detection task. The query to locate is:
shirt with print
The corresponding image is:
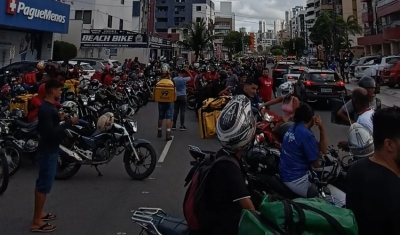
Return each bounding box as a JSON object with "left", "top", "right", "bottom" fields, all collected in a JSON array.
[
  {"left": 279, "top": 123, "right": 319, "bottom": 182},
  {"left": 173, "top": 76, "right": 190, "bottom": 96},
  {"left": 258, "top": 76, "right": 273, "bottom": 101}
]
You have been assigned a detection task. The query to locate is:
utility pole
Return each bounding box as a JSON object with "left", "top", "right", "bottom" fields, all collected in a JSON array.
[{"left": 332, "top": 0, "right": 337, "bottom": 56}]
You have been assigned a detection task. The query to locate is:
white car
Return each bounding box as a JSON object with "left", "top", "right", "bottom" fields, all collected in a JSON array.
[{"left": 362, "top": 56, "right": 400, "bottom": 78}]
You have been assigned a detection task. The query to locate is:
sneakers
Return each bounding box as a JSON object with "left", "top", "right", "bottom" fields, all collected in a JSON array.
[
  {"left": 157, "top": 129, "right": 162, "bottom": 138},
  {"left": 179, "top": 125, "right": 187, "bottom": 131},
  {"left": 172, "top": 125, "right": 176, "bottom": 131}
]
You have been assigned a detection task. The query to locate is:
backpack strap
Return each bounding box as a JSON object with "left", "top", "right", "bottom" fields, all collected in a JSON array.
[
  {"left": 215, "top": 155, "right": 240, "bottom": 169},
  {"left": 297, "top": 202, "right": 347, "bottom": 235}
]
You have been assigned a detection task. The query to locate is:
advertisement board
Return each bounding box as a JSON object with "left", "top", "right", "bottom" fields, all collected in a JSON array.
[{"left": 80, "top": 29, "right": 148, "bottom": 48}]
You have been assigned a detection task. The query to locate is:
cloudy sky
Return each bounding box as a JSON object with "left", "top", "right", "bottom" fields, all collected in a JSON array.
[{"left": 213, "top": 0, "right": 306, "bottom": 32}]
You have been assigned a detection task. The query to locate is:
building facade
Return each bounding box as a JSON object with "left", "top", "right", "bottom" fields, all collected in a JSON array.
[
  {"left": 277, "top": 29, "right": 291, "bottom": 46},
  {"left": 0, "top": 0, "right": 70, "bottom": 67},
  {"left": 274, "top": 19, "right": 282, "bottom": 37},
  {"left": 358, "top": 0, "right": 400, "bottom": 55}
]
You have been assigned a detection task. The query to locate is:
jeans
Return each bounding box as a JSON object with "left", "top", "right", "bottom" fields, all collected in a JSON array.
[
  {"left": 283, "top": 174, "right": 346, "bottom": 207},
  {"left": 36, "top": 151, "right": 59, "bottom": 194},
  {"left": 158, "top": 102, "right": 174, "bottom": 120},
  {"left": 173, "top": 95, "right": 187, "bottom": 125}
]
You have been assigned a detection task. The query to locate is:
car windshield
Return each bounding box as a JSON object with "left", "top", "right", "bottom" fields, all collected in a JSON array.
[
  {"left": 309, "top": 73, "right": 337, "bottom": 82},
  {"left": 289, "top": 69, "right": 304, "bottom": 74},
  {"left": 81, "top": 64, "right": 94, "bottom": 70},
  {"left": 386, "top": 57, "right": 400, "bottom": 63}
]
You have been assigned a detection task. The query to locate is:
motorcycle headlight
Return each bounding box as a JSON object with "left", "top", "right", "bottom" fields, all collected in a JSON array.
[{"left": 130, "top": 121, "right": 138, "bottom": 133}]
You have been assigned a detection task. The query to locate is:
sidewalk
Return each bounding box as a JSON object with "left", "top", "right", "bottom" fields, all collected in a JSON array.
[{"left": 345, "top": 80, "right": 400, "bottom": 107}]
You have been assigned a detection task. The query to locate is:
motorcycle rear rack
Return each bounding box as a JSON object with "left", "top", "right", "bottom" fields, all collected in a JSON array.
[{"left": 132, "top": 208, "right": 167, "bottom": 235}]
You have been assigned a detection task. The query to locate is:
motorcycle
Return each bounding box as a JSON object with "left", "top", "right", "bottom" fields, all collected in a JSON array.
[
  {"left": 55, "top": 110, "right": 157, "bottom": 180},
  {"left": 0, "top": 147, "right": 10, "bottom": 194},
  {"left": 186, "top": 86, "right": 197, "bottom": 110}
]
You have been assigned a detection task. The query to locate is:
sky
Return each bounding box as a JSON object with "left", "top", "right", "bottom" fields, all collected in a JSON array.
[{"left": 213, "top": 0, "right": 306, "bottom": 32}]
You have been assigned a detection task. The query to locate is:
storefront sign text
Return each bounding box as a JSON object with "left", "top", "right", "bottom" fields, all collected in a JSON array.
[{"left": 7, "top": 0, "right": 66, "bottom": 23}]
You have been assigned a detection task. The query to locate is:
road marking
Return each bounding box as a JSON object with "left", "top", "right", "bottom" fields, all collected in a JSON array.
[{"left": 158, "top": 136, "right": 174, "bottom": 162}]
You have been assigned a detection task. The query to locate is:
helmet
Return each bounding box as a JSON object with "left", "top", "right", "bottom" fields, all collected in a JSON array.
[
  {"left": 90, "top": 79, "right": 100, "bottom": 88},
  {"left": 359, "top": 76, "right": 376, "bottom": 88},
  {"left": 97, "top": 112, "right": 115, "bottom": 132},
  {"left": 245, "top": 146, "right": 279, "bottom": 175},
  {"left": 279, "top": 82, "right": 294, "bottom": 98},
  {"left": 193, "top": 63, "right": 200, "bottom": 68},
  {"left": 10, "top": 108, "right": 25, "bottom": 119},
  {"left": 1, "top": 84, "right": 11, "bottom": 96},
  {"left": 62, "top": 101, "right": 78, "bottom": 117},
  {"left": 37, "top": 61, "right": 46, "bottom": 70},
  {"left": 216, "top": 95, "right": 256, "bottom": 152},
  {"left": 118, "top": 104, "right": 135, "bottom": 117},
  {"left": 112, "top": 76, "right": 120, "bottom": 83},
  {"left": 348, "top": 123, "right": 374, "bottom": 158},
  {"left": 161, "top": 65, "right": 169, "bottom": 74}
]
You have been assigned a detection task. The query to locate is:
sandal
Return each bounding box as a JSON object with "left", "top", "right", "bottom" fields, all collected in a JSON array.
[
  {"left": 41, "top": 213, "right": 57, "bottom": 221},
  {"left": 31, "top": 223, "right": 57, "bottom": 233}
]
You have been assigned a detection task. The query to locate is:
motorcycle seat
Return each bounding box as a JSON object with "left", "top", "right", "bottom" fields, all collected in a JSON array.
[
  {"left": 157, "top": 217, "right": 190, "bottom": 235},
  {"left": 15, "top": 120, "right": 38, "bottom": 129}
]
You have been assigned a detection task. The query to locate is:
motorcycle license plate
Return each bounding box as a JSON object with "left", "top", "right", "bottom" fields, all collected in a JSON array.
[{"left": 321, "top": 88, "right": 332, "bottom": 92}]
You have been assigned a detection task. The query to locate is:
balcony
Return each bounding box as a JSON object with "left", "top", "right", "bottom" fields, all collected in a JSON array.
[
  {"left": 155, "top": 11, "right": 168, "bottom": 18},
  {"left": 215, "top": 24, "right": 231, "bottom": 29},
  {"left": 377, "top": 0, "right": 400, "bottom": 17},
  {"left": 383, "top": 26, "right": 400, "bottom": 42}
]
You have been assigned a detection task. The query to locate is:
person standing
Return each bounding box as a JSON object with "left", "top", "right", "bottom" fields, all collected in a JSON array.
[
  {"left": 172, "top": 68, "right": 193, "bottom": 131},
  {"left": 31, "top": 79, "right": 78, "bottom": 233},
  {"left": 225, "top": 68, "right": 238, "bottom": 87},
  {"left": 258, "top": 69, "right": 273, "bottom": 103},
  {"left": 157, "top": 66, "right": 175, "bottom": 141}
]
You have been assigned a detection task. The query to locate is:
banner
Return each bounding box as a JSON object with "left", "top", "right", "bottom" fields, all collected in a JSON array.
[
  {"left": 80, "top": 29, "right": 148, "bottom": 48},
  {"left": 148, "top": 36, "right": 172, "bottom": 49}
]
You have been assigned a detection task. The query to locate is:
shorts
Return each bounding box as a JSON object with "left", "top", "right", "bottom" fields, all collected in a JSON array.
[
  {"left": 36, "top": 151, "right": 59, "bottom": 194},
  {"left": 158, "top": 102, "right": 174, "bottom": 120}
]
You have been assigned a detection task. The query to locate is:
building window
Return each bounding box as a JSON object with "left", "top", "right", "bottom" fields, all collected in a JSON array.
[
  {"left": 107, "top": 15, "right": 112, "bottom": 28},
  {"left": 119, "top": 19, "right": 123, "bottom": 30},
  {"left": 171, "top": 29, "right": 177, "bottom": 33},
  {"left": 121, "top": 0, "right": 124, "bottom": 4},
  {"left": 175, "top": 0, "right": 185, "bottom": 2},
  {"left": 156, "top": 18, "right": 168, "bottom": 22},
  {"left": 156, "top": 29, "right": 168, "bottom": 33},
  {"left": 75, "top": 10, "right": 92, "bottom": 24},
  {"left": 196, "top": 6, "right": 201, "bottom": 11},
  {"left": 196, "top": 17, "right": 201, "bottom": 23}
]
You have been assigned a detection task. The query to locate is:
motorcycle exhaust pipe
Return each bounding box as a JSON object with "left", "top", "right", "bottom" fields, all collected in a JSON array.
[{"left": 59, "top": 145, "right": 83, "bottom": 162}]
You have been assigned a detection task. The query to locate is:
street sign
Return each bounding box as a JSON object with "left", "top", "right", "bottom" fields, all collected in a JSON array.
[
  {"left": 104, "top": 49, "right": 110, "bottom": 56},
  {"left": 9, "top": 44, "right": 15, "bottom": 60}
]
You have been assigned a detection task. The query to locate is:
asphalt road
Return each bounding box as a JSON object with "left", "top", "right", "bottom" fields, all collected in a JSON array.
[{"left": 0, "top": 66, "right": 350, "bottom": 235}]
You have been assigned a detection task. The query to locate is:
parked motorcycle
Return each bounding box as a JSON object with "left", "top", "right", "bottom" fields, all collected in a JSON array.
[
  {"left": 55, "top": 110, "right": 157, "bottom": 180},
  {"left": 0, "top": 148, "right": 10, "bottom": 194}
]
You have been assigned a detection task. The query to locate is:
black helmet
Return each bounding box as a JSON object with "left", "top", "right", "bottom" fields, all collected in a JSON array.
[{"left": 359, "top": 76, "right": 376, "bottom": 88}]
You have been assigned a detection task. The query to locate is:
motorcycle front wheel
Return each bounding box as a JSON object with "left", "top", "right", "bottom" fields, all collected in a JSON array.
[
  {"left": 123, "top": 143, "right": 157, "bottom": 180},
  {"left": 4, "top": 144, "right": 21, "bottom": 176},
  {"left": 0, "top": 152, "right": 10, "bottom": 194},
  {"left": 55, "top": 156, "right": 81, "bottom": 180}
]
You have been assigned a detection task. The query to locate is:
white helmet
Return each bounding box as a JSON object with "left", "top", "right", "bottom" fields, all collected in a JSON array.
[
  {"left": 348, "top": 123, "right": 374, "bottom": 158},
  {"left": 161, "top": 65, "right": 169, "bottom": 74},
  {"left": 62, "top": 101, "right": 78, "bottom": 117},
  {"left": 97, "top": 112, "right": 115, "bottom": 132},
  {"left": 216, "top": 95, "right": 256, "bottom": 152},
  {"left": 279, "top": 82, "right": 294, "bottom": 98},
  {"left": 194, "top": 63, "right": 200, "bottom": 68}
]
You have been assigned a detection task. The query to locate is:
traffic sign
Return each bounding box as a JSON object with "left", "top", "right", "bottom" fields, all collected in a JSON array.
[{"left": 9, "top": 44, "right": 15, "bottom": 60}]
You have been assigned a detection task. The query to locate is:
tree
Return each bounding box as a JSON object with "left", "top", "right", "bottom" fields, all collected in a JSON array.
[
  {"left": 282, "top": 38, "right": 306, "bottom": 57},
  {"left": 52, "top": 41, "right": 77, "bottom": 61},
  {"left": 178, "top": 18, "right": 213, "bottom": 62},
  {"left": 309, "top": 11, "right": 334, "bottom": 53},
  {"left": 222, "top": 31, "right": 250, "bottom": 59},
  {"left": 271, "top": 49, "right": 282, "bottom": 56},
  {"left": 339, "top": 15, "right": 362, "bottom": 49},
  {"left": 257, "top": 45, "right": 264, "bottom": 52}
]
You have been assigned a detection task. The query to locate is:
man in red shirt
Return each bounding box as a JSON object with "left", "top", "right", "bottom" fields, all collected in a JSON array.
[
  {"left": 205, "top": 66, "right": 219, "bottom": 81},
  {"left": 258, "top": 68, "right": 273, "bottom": 102}
]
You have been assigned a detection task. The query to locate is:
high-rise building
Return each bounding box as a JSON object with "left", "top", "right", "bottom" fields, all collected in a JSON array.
[
  {"left": 285, "top": 11, "right": 290, "bottom": 29},
  {"left": 305, "top": 0, "right": 316, "bottom": 54},
  {"left": 239, "top": 27, "right": 247, "bottom": 33},
  {"left": 214, "top": 1, "right": 235, "bottom": 57},
  {"left": 274, "top": 19, "right": 282, "bottom": 37},
  {"left": 258, "top": 20, "right": 266, "bottom": 33},
  {"left": 358, "top": 0, "right": 400, "bottom": 55}
]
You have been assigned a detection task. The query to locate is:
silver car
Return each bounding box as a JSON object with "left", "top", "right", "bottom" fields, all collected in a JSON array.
[{"left": 283, "top": 66, "right": 306, "bottom": 83}]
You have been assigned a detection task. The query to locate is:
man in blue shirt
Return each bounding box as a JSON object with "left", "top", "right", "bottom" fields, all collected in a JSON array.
[
  {"left": 172, "top": 68, "right": 193, "bottom": 131},
  {"left": 234, "top": 77, "right": 261, "bottom": 115}
]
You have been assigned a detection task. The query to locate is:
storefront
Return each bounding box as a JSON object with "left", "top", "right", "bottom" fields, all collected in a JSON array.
[
  {"left": 149, "top": 36, "right": 172, "bottom": 62},
  {"left": 0, "top": 0, "right": 70, "bottom": 67}
]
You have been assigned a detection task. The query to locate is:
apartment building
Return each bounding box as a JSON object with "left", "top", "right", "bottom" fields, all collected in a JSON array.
[
  {"left": 358, "top": 0, "right": 400, "bottom": 55},
  {"left": 306, "top": 0, "right": 316, "bottom": 54}
]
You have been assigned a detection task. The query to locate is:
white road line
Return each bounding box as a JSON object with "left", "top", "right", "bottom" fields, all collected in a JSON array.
[{"left": 158, "top": 136, "right": 174, "bottom": 162}]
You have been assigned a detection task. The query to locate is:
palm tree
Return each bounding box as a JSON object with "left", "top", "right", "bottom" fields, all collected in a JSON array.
[
  {"left": 177, "top": 18, "right": 213, "bottom": 62},
  {"left": 339, "top": 15, "right": 363, "bottom": 49}
]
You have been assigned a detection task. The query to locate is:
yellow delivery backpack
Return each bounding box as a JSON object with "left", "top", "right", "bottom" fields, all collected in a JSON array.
[
  {"left": 153, "top": 78, "right": 176, "bottom": 102},
  {"left": 10, "top": 93, "right": 36, "bottom": 116}
]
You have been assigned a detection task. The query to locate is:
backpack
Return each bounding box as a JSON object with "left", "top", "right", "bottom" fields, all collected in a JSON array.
[
  {"left": 153, "top": 78, "right": 176, "bottom": 102},
  {"left": 183, "top": 154, "right": 240, "bottom": 231}
]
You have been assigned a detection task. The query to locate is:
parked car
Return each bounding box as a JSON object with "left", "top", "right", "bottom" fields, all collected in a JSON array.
[
  {"left": 57, "top": 61, "right": 95, "bottom": 78},
  {"left": 381, "top": 60, "right": 400, "bottom": 88},
  {"left": 362, "top": 56, "right": 400, "bottom": 79},
  {"left": 294, "top": 68, "right": 346, "bottom": 103},
  {"left": 266, "top": 57, "right": 275, "bottom": 64},
  {"left": 349, "top": 59, "right": 359, "bottom": 77},
  {"left": 70, "top": 58, "right": 108, "bottom": 71},
  {"left": 354, "top": 56, "right": 379, "bottom": 79},
  {"left": 0, "top": 61, "right": 38, "bottom": 86}
]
